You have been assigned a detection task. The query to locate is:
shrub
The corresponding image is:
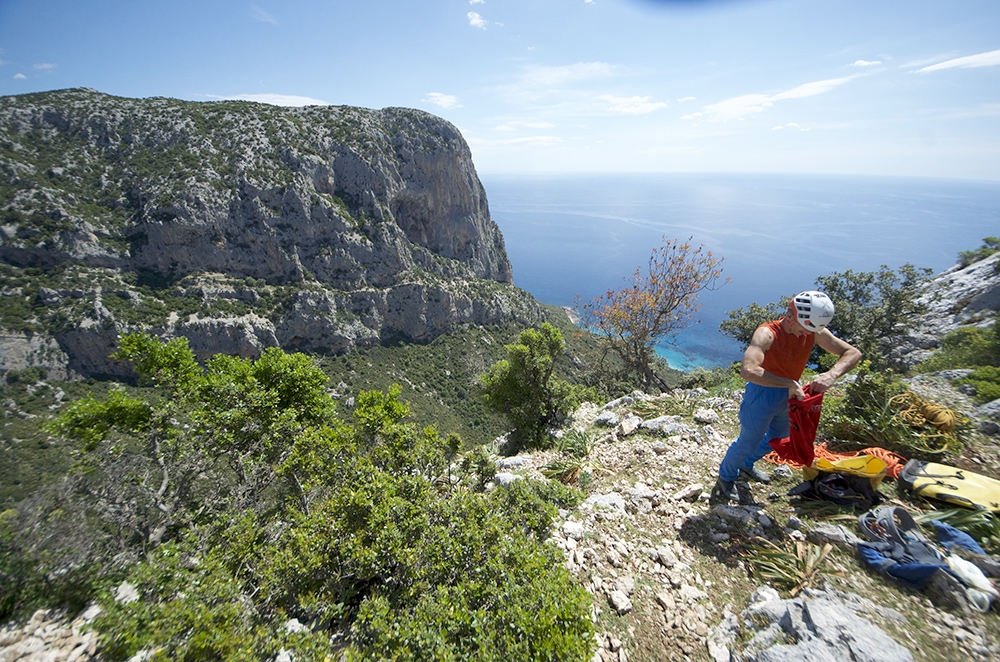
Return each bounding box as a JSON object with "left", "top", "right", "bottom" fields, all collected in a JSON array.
[
  {"left": 958, "top": 366, "right": 1000, "bottom": 404},
  {"left": 958, "top": 236, "right": 1000, "bottom": 268},
  {"left": 479, "top": 323, "right": 596, "bottom": 452},
  {"left": 41, "top": 337, "right": 595, "bottom": 660},
  {"left": 916, "top": 320, "right": 1000, "bottom": 372},
  {"left": 823, "top": 366, "right": 965, "bottom": 457}
]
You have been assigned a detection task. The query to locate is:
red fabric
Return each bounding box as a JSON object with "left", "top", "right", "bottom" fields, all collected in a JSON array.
[
  {"left": 767, "top": 385, "right": 823, "bottom": 466},
  {"left": 766, "top": 443, "right": 909, "bottom": 480}
]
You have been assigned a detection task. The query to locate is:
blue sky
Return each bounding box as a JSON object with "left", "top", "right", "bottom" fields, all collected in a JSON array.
[{"left": 1, "top": 0, "right": 998, "bottom": 180}]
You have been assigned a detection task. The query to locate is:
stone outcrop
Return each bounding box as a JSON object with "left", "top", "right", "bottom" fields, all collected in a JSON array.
[
  {"left": 0, "top": 88, "right": 539, "bottom": 378},
  {"left": 0, "top": 605, "right": 101, "bottom": 662},
  {"left": 708, "top": 586, "right": 914, "bottom": 662},
  {"left": 893, "top": 251, "right": 1000, "bottom": 368}
]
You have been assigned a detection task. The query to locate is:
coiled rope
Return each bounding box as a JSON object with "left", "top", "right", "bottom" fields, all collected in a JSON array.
[{"left": 889, "top": 392, "right": 959, "bottom": 433}]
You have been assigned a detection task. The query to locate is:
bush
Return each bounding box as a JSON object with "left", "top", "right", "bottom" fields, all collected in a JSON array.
[
  {"left": 39, "top": 336, "right": 595, "bottom": 660},
  {"left": 479, "top": 323, "right": 596, "bottom": 452},
  {"left": 958, "top": 366, "right": 1000, "bottom": 404},
  {"left": 0, "top": 488, "right": 104, "bottom": 622},
  {"left": 823, "top": 366, "right": 965, "bottom": 457},
  {"left": 916, "top": 320, "right": 1000, "bottom": 373},
  {"left": 958, "top": 236, "right": 1000, "bottom": 268}
]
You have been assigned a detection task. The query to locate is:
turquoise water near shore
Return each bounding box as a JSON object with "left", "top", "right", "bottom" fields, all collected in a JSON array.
[{"left": 481, "top": 173, "right": 1000, "bottom": 371}]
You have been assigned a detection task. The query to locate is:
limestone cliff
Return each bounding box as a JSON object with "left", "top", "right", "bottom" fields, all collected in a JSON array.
[
  {"left": 0, "top": 88, "right": 540, "bottom": 377},
  {"left": 892, "top": 251, "right": 1000, "bottom": 368}
]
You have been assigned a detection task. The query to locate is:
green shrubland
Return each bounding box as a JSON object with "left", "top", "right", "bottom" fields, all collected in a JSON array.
[{"left": 2, "top": 333, "right": 594, "bottom": 660}]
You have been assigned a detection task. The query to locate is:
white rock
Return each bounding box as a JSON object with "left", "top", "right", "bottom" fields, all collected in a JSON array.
[
  {"left": 114, "top": 582, "right": 139, "bottom": 604},
  {"left": 563, "top": 520, "right": 586, "bottom": 539},
  {"left": 583, "top": 493, "right": 627, "bottom": 513},
  {"left": 694, "top": 408, "right": 719, "bottom": 424},
  {"left": 494, "top": 472, "right": 523, "bottom": 486},
  {"left": 608, "top": 590, "right": 633, "bottom": 614},
  {"left": 679, "top": 584, "right": 709, "bottom": 602}
]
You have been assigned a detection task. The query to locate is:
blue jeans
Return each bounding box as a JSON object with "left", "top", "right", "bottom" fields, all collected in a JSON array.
[{"left": 718, "top": 383, "right": 790, "bottom": 482}]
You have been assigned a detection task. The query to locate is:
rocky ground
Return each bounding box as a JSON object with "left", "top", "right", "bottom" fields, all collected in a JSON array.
[{"left": 501, "top": 379, "right": 1000, "bottom": 662}]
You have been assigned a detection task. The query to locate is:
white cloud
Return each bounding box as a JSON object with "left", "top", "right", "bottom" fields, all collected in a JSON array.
[
  {"left": 468, "top": 12, "right": 487, "bottom": 29},
  {"left": 471, "top": 135, "right": 564, "bottom": 148},
  {"left": 13, "top": 73, "right": 26, "bottom": 80},
  {"left": 772, "top": 122, "right": 809, "bottom": 131},
  {"left": 469, "top": 0, "right": 484, "bottom": 4},
  {"left": 917, "top": 49, "right": 1000, "bottom": 73},
  {"left": 423, "top": 92, "right": 461, "bottom": 109},
  {"left": 249, "top": 5, "right": 277, "bottom": 25},
  {"left": 493, "top": 120, "right": 555, "bottom": 131},
  {"left": 684, "top": 93, "right": 771, "bottom": 121},
  {"left": 520, "top": 61, "right": 614, "bottom": 88},
  {"left": 599, "top": 94, "right": 668, "bottom": 115},
  {"left": 770, "top": 76, "right": 854, "bottom": 101},
  {"left": 677, "top": 96, "right": 696, "bottom": 103},
  {"left": 207, "top": 93, "right": 328, "bottom": 106},
  {"left": 685, "top": 76, "right": 855, "bottom": 121},
  {"left": 851, "top": 59, "right": 881, "bottom": 67},
  {"left": 33, "top": 63, "right": 56, "bottom": 70}
]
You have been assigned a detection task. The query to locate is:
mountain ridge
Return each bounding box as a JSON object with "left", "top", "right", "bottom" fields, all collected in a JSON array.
[{"left": 0, "top": 88, "right": 540, "bottom": 379}]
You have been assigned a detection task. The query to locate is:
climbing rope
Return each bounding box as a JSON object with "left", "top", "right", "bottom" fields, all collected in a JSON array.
[{"left": 888, "top": 392, "right": 959, "bottom": 434}]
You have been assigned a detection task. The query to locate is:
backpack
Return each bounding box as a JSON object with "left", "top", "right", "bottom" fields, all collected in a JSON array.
[{"left": 788, "top": 469, "right": 883, "bottom": 509}]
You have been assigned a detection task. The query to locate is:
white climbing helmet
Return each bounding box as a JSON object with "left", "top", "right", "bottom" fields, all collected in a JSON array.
[{"left": 791, "top": 290, "right": 835, "bottom": 331}]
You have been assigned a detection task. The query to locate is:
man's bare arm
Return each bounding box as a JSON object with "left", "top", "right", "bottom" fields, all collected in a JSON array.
[{"left": 809, "top": 329, "right": 862, "bottom": 393}]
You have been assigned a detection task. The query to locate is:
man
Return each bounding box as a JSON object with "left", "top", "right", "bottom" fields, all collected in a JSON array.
[{"left": 711, "top": 290, "right": 862, "bottom": 505}]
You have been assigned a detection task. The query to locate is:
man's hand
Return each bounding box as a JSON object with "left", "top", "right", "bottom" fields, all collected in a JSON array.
[
  {"left": 808, "top": 372, "right": 837, "bottom": 394},
  {"left": 788, "top": 382, "right": 806, "bottom": 401}
]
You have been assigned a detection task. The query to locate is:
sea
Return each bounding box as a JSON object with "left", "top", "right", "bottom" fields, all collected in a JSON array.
[{"left": 480, "top": 173, "right": 1000, "bottom": 371}]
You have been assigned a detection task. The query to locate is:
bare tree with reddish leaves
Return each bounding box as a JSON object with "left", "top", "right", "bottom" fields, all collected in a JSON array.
[{"left": 580, "top": 236, "right": 727, "bottom": 392}]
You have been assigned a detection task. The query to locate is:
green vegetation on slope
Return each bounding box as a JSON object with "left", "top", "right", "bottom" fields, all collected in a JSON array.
[{"left": 2, "top": 333, "right": 595, "bottom": 660}]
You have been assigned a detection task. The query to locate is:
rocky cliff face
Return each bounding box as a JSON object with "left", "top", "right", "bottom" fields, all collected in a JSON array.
[
  {"left": 0, "top": 88, "right": 539, "bottom": 377},
  {"left": 892, "top": 251, "right": 1000, "bottom": 368}
]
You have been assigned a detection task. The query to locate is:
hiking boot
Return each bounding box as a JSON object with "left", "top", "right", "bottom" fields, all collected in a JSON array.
[
  {"left": 740, "top": 464, "right": 772, "bottom": 484},
  {"left": 709, "top": 479, "right": 739, "bottom": 506}
]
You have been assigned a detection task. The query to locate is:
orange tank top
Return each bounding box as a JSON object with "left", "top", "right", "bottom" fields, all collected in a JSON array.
[{"left": 759, "top": 319, "right": 814, "bottom": 381}]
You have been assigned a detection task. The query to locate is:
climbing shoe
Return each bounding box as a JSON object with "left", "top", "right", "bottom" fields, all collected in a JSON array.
[
  {"left": 709, "top": 479, "right": 739, "bottom": 506},
  {"left": 740, "top": 464, "right": 772, "bottom": 484}
]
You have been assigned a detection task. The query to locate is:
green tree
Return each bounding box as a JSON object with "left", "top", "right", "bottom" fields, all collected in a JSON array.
[
  {"left": 815, "top": 264, "right": 931, "bottom": 370},
  {"left": 580, "top": 236, "right": 727, "bottom": 391},
  {"left": 88, "top": 379, "right": 593, "bottom": 661},
  {"left": 50, "top": 333, "right": 338, "bottom": 548},
  {"left": 479, "top": 323, "right": 594, "bottom": 452},
  {"left": 719, "top": 264, "right": 930, "bottom": 371},
  {"left": 718, "top": 299, "right": 789, "bottom": 348}
]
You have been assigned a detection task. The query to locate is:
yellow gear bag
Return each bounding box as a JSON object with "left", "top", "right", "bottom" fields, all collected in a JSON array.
[{"left": 802, "top": 455, "right": 888, "bottom": 489}]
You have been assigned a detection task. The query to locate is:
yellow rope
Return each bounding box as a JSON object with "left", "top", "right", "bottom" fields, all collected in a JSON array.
[{"left": 888, "top": 392, "right": 959, "bottom": 434}]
